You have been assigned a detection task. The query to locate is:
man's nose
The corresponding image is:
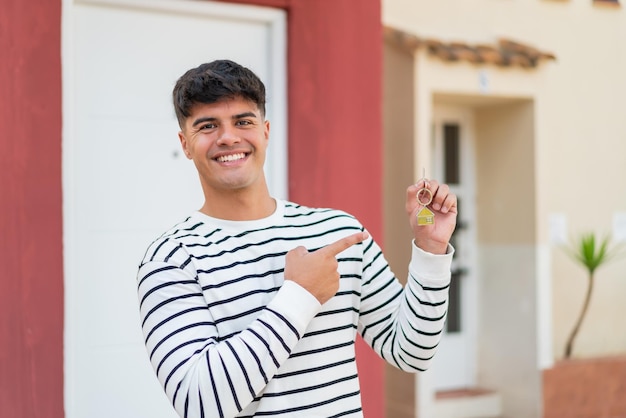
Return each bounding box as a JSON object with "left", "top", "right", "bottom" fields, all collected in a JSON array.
[{"left": 216, "top": 126, "right": 241, "bottom": 146}]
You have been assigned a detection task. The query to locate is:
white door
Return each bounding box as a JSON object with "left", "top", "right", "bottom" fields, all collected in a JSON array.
[
  {"left": 429, "top": 104, "right": 478, "bottom": 391},
  {"left": 63, "top": 2, "right": 286, "bottom": 417}
]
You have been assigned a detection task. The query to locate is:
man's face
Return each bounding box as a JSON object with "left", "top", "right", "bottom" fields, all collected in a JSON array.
[{"left": 178, "top": 96, "right": 270, "bottom": 195}]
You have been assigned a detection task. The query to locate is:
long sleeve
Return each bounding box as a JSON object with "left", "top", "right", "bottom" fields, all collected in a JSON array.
[
  {"left": 357, "top": 237, "right": 452, "bottom": 372},
  {"left": 137, "top": 246, "right": 321, "bottom": 418},
  {"left": 137, "top": 203, "right": 452, "bottom": 418}
]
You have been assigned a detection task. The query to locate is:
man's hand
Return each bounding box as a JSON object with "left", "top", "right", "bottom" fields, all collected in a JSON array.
[
  {"left": 284, "top": 231, "right": 369, "bottom": 304},
  {"left": 406, "top": 179, "right": 457, "bottom": 254}
]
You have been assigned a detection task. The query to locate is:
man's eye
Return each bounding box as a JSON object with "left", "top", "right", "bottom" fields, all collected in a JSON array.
[
  {"left": 201, "top": 123, "right": 216, "bottom": 130},
  {"left": 236, "top": 120, "right": 252, "bottom": 126}
]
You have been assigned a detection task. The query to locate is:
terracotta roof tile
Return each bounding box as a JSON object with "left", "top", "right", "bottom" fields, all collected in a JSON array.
[{"left": 384, "top": 26, "right": 556, "bottom": 68}]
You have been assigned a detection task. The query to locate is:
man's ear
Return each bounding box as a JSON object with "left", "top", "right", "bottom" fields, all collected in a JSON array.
[{"left": 178, "top": 131, "right": 192, "bottom": 159}]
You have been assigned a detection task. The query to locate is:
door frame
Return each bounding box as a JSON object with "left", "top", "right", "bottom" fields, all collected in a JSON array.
[
  {"left": 63, "top": 0, "right": 288, "bottom": 198},
  {"left": 430, "top": 103, "right": 479, "bottom": 391},
  {"left": 62, "top": 1, "right": 287, "bottom": 416}
]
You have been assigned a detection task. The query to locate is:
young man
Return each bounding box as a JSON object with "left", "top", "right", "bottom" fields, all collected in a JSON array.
[{"left": 137, "top": 59, "right": 457, "bottom": 418}]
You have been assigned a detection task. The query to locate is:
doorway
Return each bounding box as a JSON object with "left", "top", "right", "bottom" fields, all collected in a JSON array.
[{"left": 63, "top": 1, "right": 286, "bottom": 417}]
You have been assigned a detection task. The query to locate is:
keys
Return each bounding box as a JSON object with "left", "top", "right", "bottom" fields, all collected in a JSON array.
[{"left": 416, "top": 169, "right": 434, "bottom": 226}]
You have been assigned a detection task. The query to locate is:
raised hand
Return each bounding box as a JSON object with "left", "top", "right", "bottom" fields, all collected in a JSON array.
[
  {"left": 406, "top": 179, "right": 457, "bottom": 254},
  {"left": 284, "top": 231, "right": 369, "bottom": 304}
]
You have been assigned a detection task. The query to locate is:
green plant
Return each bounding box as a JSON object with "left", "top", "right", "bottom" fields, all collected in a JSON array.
[{"left": 561, "top": 233, "right": 625, "bottom": 359}]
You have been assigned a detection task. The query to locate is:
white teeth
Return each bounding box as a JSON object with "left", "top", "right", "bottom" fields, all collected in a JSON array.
[{"left": 217, "top": 153, "right": 246, "bottom": 162}]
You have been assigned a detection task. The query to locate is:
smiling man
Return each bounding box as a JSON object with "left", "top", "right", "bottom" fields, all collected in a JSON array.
[{"left": 136, "top": 59, "right": 457, "bottom": 418}]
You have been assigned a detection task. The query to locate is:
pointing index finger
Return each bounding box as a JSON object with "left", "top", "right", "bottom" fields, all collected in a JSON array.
[{"left": 320, "top": 231, "right": 369, "bottom": 256}]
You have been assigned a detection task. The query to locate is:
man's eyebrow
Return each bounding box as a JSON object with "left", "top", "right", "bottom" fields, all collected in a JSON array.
[
  {"left": 233, "top": 111, "right": 258, "bottom": 119},
  {"left": 191, "top": 112, "right": 259, "bottom": 128},
  {"left": 191, "top": 116, "right": 216, "bottom": 128}
]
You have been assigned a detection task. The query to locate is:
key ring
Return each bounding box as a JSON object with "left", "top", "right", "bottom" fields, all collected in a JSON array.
[
  {"left": 416, "top": 169, "right": 435, "bottom": 226},
  {"left": 416, "top": 187, "right": 433, "bottom": 206}
]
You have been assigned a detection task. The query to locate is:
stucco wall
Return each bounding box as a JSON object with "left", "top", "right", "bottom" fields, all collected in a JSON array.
[
  {"left": 475, "top": 101, "right": 535, "bottom": 245},
  {"left": 476, "top": 103, "right": 540, "bottom": 417}
]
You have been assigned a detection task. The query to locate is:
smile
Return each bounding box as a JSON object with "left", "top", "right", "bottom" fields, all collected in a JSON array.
[{"left": 216, "top": 153, "right": 247, "bottom": 163}]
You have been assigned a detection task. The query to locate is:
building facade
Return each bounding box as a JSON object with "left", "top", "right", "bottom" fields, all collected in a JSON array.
[{"left": 382, "top": 0, "right": 626, "bottom": 416}]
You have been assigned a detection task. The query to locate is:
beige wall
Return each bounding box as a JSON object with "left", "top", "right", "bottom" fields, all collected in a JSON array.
[
  {"left": 384, "top": 0, "right": 626, "bottom": 361},
  {"left": 476, "top": 101, "right": 535, "bottom": 245},
  {"left": 383, "top": 43, "right": 416, "bottom": 277},
  {"left": 382, "top": 42, "right": 417, "bottom": 418},
  {"left": 476, "top": 102, "right": 540, "bottom": 417},
  {"left": 478, "top": 244, "right": 541, "bottom": 417}
]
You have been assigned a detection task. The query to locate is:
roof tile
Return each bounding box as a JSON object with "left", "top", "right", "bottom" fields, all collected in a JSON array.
[{"left": 384, "top": 26, "right": 556, "bottom": 68}]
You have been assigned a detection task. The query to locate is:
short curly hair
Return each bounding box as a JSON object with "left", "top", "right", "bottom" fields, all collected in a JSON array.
[{"left": 172, "top": 59, "right": 266, "bottom": 128}]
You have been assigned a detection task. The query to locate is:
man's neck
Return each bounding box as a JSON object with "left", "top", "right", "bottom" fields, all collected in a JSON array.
[{"left": 199, "top": 189, "right": 276, "bottom": 221}]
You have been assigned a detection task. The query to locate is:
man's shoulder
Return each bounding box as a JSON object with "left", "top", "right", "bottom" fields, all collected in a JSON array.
[
  {"left": 140, "top": 213, "right": 211, "bottom": 264},
  {"left": 282, "top": 200, "right": 359, "bottom": 224}
]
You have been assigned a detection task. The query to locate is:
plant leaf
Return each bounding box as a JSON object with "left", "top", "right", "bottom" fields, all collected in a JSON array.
[{"left": 563, "top": 232, "right": 625, "bottom": 275}]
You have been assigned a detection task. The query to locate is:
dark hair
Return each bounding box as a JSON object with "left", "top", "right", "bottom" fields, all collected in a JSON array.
[{"left": 172, "top": 59, "right": 266, "bottom": 127}]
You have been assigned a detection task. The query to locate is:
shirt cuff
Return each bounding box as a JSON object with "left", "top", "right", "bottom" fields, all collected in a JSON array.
[
  {"left": 268, "top": 280, "right": 322, "bottom": 335},
  {"left": 408, "top": 241, "right": 455, "bottom": 284}
]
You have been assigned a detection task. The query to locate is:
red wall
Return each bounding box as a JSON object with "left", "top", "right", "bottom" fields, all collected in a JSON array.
[
  {"left": 0, "top": 0, "right": 382, "bottom": 416},
  {"left": 222, "top": 1, "right": 385, "bottom": 416},
  {"left": 286, "top": 4, "right": 385, "bottom": 416},
  {"left": 0, "top": 0, "right": 64, "bottom": 417}
]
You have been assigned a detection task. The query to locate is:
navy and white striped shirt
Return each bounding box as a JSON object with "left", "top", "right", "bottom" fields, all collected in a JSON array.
[{"left": 137, "top": 199, "right": 452, "bottom": 418}]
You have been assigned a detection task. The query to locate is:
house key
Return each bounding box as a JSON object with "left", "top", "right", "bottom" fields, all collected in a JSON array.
[{"left": 416, "top": 169, "right": 434, "bottom": 226}]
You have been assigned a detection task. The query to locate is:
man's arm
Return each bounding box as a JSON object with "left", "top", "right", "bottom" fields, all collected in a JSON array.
[
  {"left": 358, "top": 178, "right": 456, "bottom": 371},
  {"left": 137, "top": 231, "right": 367, "bottom": 418},
  {"left": 357, "top": 236, "right": 452, "bottom": 371},
  {"left": 137, "top": 251, "right": 320, "bottom": 418}
]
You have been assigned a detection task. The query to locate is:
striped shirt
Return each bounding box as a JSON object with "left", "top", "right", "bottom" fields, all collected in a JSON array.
[{"left": 137, "top": 199, "right": 452, "bottom": 418}]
